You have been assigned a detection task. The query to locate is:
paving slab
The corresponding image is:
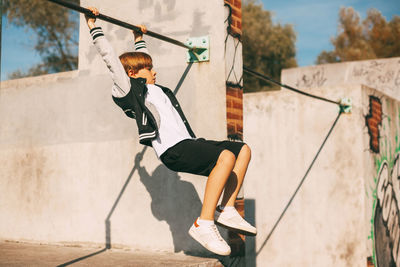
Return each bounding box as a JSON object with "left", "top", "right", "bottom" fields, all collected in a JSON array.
[{"left": 0, "top": 241, "right": 223, "bottom": 267}]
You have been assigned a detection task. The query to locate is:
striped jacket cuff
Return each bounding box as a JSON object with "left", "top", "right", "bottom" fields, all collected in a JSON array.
[
  {"left": 90, "top": 27, "right": 104, "bottom": 40},
  {"left": 134, "top": 40, "right": 147, "bottom": 51}
]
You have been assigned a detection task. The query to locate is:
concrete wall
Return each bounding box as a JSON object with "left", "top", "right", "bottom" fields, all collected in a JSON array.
[
  {"left": 282, "top": 57, "right": 400, "bottom": 101},
  {"left": 0, "top": 0, "right": 228, "bottom": 254},
  {"left": 243, "top": 58, "right": 400, "bottom": 266},
  {"left": 244, "top": 84, "right": 365, "bottom": 266},
  {"left": 2, "top": 1, "right": 399, "bottom": 265},
  {"left": 366, "top": 90, "right": 400, "bottom": 267}
]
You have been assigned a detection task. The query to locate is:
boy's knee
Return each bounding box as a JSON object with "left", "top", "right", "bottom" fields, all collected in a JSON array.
[
  {"left": 240, "top": 144, "right": 251, "bottom": 160},
  {"left": 218, "top": 150, "right": 236, "bottom": 167}
]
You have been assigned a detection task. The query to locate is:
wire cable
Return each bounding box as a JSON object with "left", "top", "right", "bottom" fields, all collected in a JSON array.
[
  {"left": 243, "top": 66, "right": 345, "bottom": 107},
  {"left": 47, "top": 0, "right": 193, "bottom": 50},
  {"left": 256, "top": 110, "right": 343, "bottom": 255}
]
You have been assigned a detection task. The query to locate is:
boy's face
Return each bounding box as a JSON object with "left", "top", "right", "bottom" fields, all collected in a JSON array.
[{"left": 132, "top": 67, "right": 156, "bottom": 84}]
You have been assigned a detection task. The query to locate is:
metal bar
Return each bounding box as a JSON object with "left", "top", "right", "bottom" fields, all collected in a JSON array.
[{"left": 47, "top": 0, "right": 192, "bottom": 50}]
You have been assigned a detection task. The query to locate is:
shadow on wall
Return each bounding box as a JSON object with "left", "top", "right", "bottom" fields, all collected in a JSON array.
[
  {"left": 56, "top": 61, "right": 205, "bottom": 266},
  {"left": 136, "top": 153, "right": 205, "bottom": 253}
]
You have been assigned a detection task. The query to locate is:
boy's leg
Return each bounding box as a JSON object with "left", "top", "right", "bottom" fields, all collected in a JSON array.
[
  {"left": 199, "top": 150, "right": 236, "bottom": 220},
  {"left": 189, "top": 149, "right": 235, "bottom": 256},
  {"left": 220, "top": 144, "right": 251, "bottom": 207},
  {"left": 213, "top": 144, "right": 256, "bottom": 236}
]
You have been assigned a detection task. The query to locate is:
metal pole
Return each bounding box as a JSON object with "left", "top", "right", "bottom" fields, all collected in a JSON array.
[{"left": 47, "top": 0, "right": 193, "bottom": 50}]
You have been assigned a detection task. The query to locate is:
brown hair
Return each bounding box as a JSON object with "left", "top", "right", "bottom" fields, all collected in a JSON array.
[{"left": 119, "top": 52, "right": 153, "bottom": 75}]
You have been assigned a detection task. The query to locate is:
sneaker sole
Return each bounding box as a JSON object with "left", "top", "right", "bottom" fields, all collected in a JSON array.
[
  {"left": 215, "top": 220, "right": 257, "bottom": 236},
  {"left": 188, "top": 227, "right": 231, "bottom": 256}
]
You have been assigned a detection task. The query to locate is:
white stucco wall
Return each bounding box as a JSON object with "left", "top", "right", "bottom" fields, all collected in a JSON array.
[
  {"left": 282, "top": 57, "right": 400, "bottom": 101},
  {"left": 243, "top": 83, "right": 368, "bottom": 266},
  {"left": 0, "top": 0, "right": 228, "bottom": 254}
]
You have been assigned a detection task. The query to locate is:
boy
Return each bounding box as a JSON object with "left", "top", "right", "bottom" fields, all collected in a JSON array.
[{"left": 86, "top": 7, "right": 256, "bottom": 256}]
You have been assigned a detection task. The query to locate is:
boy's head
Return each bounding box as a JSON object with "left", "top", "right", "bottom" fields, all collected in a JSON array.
[{"left": 119, "top": 52, "right": 156, "bottom": 84}]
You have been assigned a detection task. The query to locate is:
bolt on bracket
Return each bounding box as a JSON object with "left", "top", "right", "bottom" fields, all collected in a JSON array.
[
  {"left": 186, "top": 36, "right": 209, "bottom": 63},
  {"left": 340, "top": 97, "right": 352, "bottom": 114}
]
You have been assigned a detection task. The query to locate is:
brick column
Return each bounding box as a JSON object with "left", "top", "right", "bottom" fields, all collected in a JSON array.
[{"left": 224, "top": 0, "right": 245, "bottom": 256}]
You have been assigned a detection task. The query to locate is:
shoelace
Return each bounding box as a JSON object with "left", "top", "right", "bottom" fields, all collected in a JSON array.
[{"left": 209, "top": 224, "right": 224, "bottom": 242}]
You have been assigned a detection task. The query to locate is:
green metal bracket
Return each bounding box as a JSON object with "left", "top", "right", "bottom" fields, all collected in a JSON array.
[
  {"left": 340, "top": 97, "right": 352, "bottom": 114},
  {"left": 186, "top": 36, "right": 209, "bottom": 63}
]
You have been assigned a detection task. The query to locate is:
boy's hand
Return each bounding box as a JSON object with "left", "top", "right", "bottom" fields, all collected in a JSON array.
[
  {"left": 133, "top": 25, "right": 147, "bottom": 43},
  {"left": 85, "top": 7, "right": 99, "bottom": 30}
]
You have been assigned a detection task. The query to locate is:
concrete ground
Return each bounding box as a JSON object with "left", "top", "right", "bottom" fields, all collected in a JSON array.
[{"left": 0, "top": 241, "right": 223, "bottom": 267}]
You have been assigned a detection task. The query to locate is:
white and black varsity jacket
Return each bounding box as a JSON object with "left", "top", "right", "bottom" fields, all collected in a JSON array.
[{"left": 90, "top": 27, "right": 196, "bottom": 146}]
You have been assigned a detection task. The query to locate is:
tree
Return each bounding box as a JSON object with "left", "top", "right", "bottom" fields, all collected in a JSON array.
[
  {"left": 242, "top": 1, "right": 297, "bottom": 92},
  {"left": 317, "top": 7, "right": 400, "bottom": 64},
  {"left": 3, "top": 0, "right": 79, "bottom": 79}
]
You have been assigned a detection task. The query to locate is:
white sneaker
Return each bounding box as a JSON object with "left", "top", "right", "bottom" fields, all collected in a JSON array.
[
  {"left": 188, "top": 218, "right": 231, "bottom": 256},
  {"left": 215, "top": 206, "right": 257, "bottom": 236}
]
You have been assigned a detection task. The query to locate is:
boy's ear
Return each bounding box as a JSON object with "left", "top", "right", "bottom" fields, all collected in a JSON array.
[{"left": 128, "top": 69, "right": 135, "bottom": 78}]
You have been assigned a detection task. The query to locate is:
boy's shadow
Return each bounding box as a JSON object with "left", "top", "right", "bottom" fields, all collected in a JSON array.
[{"left": 135, "top": 153, "right": 206, "bottom": 254}]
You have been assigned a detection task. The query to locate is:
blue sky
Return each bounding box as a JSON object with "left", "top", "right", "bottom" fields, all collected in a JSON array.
[
  {"left": 1, "top": 17, "right": 45, "bottom": 81},
  {"left": 1, "top": 1, "right": 400, "bottom": 80},
  {"left": 261, "top": 0, "right": 400, "bottom": 66}
]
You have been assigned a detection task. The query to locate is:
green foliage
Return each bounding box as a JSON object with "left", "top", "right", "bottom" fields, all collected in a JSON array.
[
  {"left": 242, "top": 1, "right": 297, "bottom": 93},
  {"left": 3, "top": 0, "right": 79, "bottom": 79},
  {"left": 317, "top": 7, "right": 400, "bottom": 64}
]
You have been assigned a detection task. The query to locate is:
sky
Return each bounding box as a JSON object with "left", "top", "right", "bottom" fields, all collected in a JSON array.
[
  {"left": 261, "top": 0, "right": 400, "bottom": 66},
  {"left": 1, "top": 0, "right": 400, "bottom": 81}
]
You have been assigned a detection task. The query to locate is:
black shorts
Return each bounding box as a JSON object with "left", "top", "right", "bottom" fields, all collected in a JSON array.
[{"left": 160, "top": 138, "right": 245, "bottom": 177}]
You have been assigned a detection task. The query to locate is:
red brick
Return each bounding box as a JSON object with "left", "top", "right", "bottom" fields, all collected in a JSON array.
[
  {"left": 237, "top": 124, "right": 243, "bottom": 133},
  {"left": 227, "top": 89, "right": 239, "bottom": 97},
  {"left": 231, "top": 7, "right": 242, "bottom": 19},
  {"left": 227, "top": 105, "right": 240, "bottom": 112},
  {"left": 226, "top": 99, "right": 233, "bottom": 108},
  {"left": 233, "top": 100, "right": 243, "bottom": 110},
  {"left": 228, "top": 121, "right": 242, "bottom": 128},
  {"left": 367, "top": 123, "right": 378, "bottom": 132},
  {"left": 367, "top": 117, "right": 379, "bottom": 126},
  {"left": 234, "top": 0, "right": 242, "bottom": 9},
  {"left": 227, "top": 123, "right": 235, "bottom": 132},
  {"left": 233, "top": 103, "right": 243, "bottom": 110},
  {"left": 371, "top": 100, "right": 382, "bottom": 109},
  {"left": 227, "top": 112, "right": 241, "bottom": 120},
  {"left": 372, "top": 110, "right": 382, "bottom": 118},
  {"left": 369, "top": 127, "right": 379, "bottom": 136},
  {"left": 372, "top": 140, "right": 379, "bottom": 148},
  {"left": 229, "top": 25, "right": 242, "bottom": 36},
  {"left": 236, "top": 20, "right": 242, "bottom": 29}
]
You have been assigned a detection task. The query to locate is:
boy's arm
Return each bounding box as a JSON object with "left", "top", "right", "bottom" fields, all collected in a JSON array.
[
  {"left": 132, "top": 26, "right": 150, "bottom": 54},
  {"left": 86, "top": 7, "right": 130, "bottom": 98}
]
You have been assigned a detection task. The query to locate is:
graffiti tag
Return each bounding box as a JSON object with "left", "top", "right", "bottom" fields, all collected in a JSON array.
[
  {"left": 375, "top": 153, "right": 400, "bottom": 266},
  {"left": 352, "top": 60, "right": 400, "bottom": 89},
  {"left": 295, "top": 68, "right": 327, "bottom": 88}
]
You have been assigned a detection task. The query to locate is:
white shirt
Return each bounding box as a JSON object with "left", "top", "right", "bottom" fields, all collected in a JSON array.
[{"left": 145, "top": 84, "right": 193, "bottom": 157}]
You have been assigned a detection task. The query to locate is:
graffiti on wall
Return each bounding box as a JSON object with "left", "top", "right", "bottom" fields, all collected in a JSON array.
[
  {"left": 368, "top": 96, "right": 400, "bottom": 266},
  {"left": 351, "top": 60, "right": 400, "bottom": 89},
  {"left": 295, "top": 68, "right": 327, "bottom": 88},
  {"left": 374, "top": 154, "right": 400, "bottom": 267}
]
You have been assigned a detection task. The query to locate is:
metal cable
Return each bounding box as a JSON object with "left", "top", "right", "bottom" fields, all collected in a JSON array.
[
  {"left": 256, "top": 110, "right": 343, "bottom": 255},
  {"left": 243, "top": 66, "right": 345, "bottom": 107}
]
